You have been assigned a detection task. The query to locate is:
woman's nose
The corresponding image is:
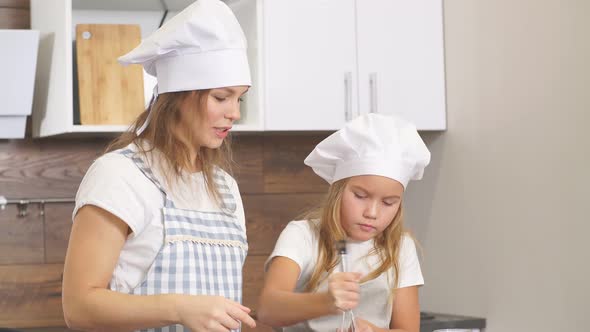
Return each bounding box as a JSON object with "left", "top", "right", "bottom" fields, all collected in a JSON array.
[{"left": 225, "top": 103, "right": 241, "bottom": 121}]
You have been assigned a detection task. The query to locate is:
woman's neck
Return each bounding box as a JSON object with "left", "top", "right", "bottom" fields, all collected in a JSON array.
[
  {"left": 174, "top": 128, "right": 202, "bottom": 173},
  {"left": 187, "top": 149, "right": 202, "bottom": 173}
]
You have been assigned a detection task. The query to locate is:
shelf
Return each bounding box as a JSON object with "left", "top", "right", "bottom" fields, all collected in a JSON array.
[
  {"left": 31, "top": 124, "right": 263, "bottom": 139},
  {"left": 72, "top": 0, "right": 240, "bottom": 12},
  {"left": 73, "top": 0, "right": 174, "bottom": 11},
  {"left": 70, "top": 124, "right": 131, "bottom": 133},
  {"left": 69, "top": 124, "right": 261, "bottom": 133},
  {"left": 31, "top": 0, "right": 263, "bottom": 137},
  {"left": 232, "top": 124, "right": 263, "bottom": 132}
]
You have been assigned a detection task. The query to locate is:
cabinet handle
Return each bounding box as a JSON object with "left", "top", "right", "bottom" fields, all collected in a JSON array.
[
  {"left": 369, "top": 72, "right": 378, "bottom": 113},
  {"left": 344, "top": 72, "right": 352, "bottom": 121}
]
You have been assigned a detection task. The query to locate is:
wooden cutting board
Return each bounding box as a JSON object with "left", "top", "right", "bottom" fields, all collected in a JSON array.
[{"left": 75, "top": 24, "right": 144, "bottom": 125}]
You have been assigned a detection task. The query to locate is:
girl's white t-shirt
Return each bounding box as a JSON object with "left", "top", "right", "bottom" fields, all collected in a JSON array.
[
  {"left": 267, "top": 219, "right": 424, "bottom": 331},
  {"left": 73, "top": 143, "right": 245, "bottom": 293}
]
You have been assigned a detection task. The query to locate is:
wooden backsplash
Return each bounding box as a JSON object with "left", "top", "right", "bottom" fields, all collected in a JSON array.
[
  {"left": 0, "top": 2, "right": 330, "bottom": 329},
  {"left": 0, "top": 135, "right": 329, "bottom": 330}
]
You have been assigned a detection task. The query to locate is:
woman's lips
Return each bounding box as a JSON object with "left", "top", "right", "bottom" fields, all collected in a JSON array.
[{"left": 214, "top": 127, "right": 231, "bottom": 138}]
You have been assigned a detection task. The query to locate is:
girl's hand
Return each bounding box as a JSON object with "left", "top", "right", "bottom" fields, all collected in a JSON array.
[
  {"left": 327, "top": 272, "right": 362, "bottom": 312},
  {"left": 176, "top": 295, "right": 256, "bottom": 331},
  {"left": 355, "top": 318, "right": 376, "bottom": 332},
  {"left": 336, "top": 318, "right": 375, "bottom": 332}
]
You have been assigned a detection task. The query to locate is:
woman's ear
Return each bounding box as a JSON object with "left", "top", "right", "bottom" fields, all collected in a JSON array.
[{"left": 180, "top": 91, "right": 199, "bottom": 118}]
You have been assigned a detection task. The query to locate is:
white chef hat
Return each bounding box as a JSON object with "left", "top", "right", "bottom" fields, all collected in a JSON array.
[
  {"left": 118, "top": 0, "right": 251, "bottom": 94},
  {"left": 304, "top": 114, "right": 431, "bottom": 188}
]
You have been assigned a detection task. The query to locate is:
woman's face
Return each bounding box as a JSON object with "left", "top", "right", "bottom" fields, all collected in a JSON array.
[
  {"left": 184, "top": 85, "right": 249, "bottom": 149},
  {"left": 340, "top": 175, "right": 404, "bottom": 242}
]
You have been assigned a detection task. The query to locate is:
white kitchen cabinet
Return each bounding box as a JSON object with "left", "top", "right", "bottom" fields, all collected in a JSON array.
[
  {"left": 264, "top": 0, "right": 446, "bottom": 131},
  {"left": 356, "top": 0, "right": 446, "bottom": 130},
  {"left": 30, "top": 0, "right": 263, "bottom": 137},
  {"left": 262, "top": 0, "right": 358, "bottom": 131},
  {"left": 30, "top": 0, "right": 445, "bottom": 137}
]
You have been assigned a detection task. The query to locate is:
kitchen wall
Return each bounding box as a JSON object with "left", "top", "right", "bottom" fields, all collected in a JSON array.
[{"left": 404, "top": 0, "right": 590, "bottom": 331}]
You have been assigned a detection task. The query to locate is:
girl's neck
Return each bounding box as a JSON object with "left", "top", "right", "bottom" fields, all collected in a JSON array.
[{"left": 346, "top": 237, "right": 374, "bottom": 246}]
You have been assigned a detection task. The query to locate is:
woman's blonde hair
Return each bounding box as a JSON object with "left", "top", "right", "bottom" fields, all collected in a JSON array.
[
  {"left": 304, "top": 178, "right": 406, "bottom": 293},
  {"left": 105, "top": 90, "right": 233, "bottom": 205}
]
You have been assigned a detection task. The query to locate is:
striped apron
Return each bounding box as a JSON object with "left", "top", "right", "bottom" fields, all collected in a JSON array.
[{"left": 117, "top": 149, "right": 248, "bottom": 332}]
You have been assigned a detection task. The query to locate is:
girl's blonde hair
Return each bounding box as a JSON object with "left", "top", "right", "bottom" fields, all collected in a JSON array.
[
  {"left": 304, "top": 178, "right": 406, "bottom": 293},
  {"left": 105, "top": 90, "right": 233, "bottom": 205}
]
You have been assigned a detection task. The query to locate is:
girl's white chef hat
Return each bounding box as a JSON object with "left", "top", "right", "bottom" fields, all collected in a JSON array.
[
  {"left": 304, "top": 114, "right": 431, "bottom": 188},
  {"left": 118, "top": 0, "right": 251, "bottom": 94}
]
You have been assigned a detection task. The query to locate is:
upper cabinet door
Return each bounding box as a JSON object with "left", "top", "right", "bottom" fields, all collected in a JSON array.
[
  {"left": 263, "top": 0, "right": 358, "bottom": 130},
  {"left": 356, "top": 0, "right": 447, "bottom": 130}
]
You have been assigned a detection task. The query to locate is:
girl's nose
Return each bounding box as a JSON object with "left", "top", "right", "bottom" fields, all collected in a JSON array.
[{"left": 363, "top": 200, "right": 378, "bottom": 219}]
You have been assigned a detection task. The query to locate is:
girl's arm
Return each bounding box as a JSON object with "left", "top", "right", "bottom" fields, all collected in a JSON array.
[
  {"left": 389, "top": 285, "right": 420, "bottom": 332},
  {"left": 355, "top": 285, "right": 420, "bottom": 332},
  {"left": 257, "top": 256, "right": 361, "bottom": 327},
  {"left": 62, "top": 205, "right": 255, "bottom": 332}
]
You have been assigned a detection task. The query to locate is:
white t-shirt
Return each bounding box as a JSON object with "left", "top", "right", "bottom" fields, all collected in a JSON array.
[
  {"left": 73, "top": 142, "right": 245, "bottom": 293},
  {"left": 267, "top": 220, "right": 423, "bottom": 331}
]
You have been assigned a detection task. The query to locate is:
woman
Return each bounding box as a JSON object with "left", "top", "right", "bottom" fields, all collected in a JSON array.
[{"left": 62, "top": 1, "right": 256, "bottom": 331}]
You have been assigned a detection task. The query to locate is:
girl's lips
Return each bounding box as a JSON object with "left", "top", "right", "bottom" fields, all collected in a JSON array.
[{"left": 358, "top": 223, "right": 376, "bottom": 232}]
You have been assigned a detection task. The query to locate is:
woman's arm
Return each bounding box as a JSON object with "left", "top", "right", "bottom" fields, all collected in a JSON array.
[
  {"left": 62, "top": 205, "right": 255, "bottom": 332},
  {"left": 257, "top": 256, "right": 360, "bottom": 327}
]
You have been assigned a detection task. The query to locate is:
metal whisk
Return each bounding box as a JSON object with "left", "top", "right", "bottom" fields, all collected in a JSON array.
[{"left": 337, "top": 240, "right": 357, "bottom": 332}]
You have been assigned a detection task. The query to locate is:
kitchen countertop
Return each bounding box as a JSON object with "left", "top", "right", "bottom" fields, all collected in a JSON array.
[
  {"left": 420, "top": 311, "right": 486, "bottom": 332},
  {"left": 4, "top": 312, "right": 486, "bottom": 332}
]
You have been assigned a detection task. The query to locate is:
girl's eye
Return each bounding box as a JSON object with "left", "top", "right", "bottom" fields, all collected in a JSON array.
[
  {"left": 214, "top": 96, "right": 226, "bottom": 102},
  {"left": 354, "top": 192, "right": 366, "bottom": 199},
  {"left": 383, "top": 199, "right": 399, "bottom": 206}
]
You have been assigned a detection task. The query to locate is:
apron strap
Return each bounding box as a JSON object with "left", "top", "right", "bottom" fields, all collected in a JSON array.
[
  {"left": 212, "top": 170, "right": 237, "bottom": 213},
  {"left": 118, "top": 148, "right": 175, "bottom": 209}
]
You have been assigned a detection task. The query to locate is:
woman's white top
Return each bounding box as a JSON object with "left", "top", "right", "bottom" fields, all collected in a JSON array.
[{"left": 73, "top": 143, "right": 244, "bottom": 293}]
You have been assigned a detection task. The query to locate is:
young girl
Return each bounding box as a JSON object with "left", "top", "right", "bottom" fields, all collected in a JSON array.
[
  {"left": 257, "top": 114, "right": 431, "bottom": 332},
  {"left": 62, "top": 1, "right": 256, "bottom": 331}
]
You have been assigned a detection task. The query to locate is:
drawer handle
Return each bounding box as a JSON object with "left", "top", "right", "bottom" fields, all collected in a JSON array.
[
  {"left": 369, "top": 72, "right": 378, "bottom": 114},
  {"left": 344, "top": 72, "right": 352, "bottom": 121}
]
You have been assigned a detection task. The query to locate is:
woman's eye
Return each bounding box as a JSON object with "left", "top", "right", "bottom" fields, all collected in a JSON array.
[
  {"left": 383, "top": 201, "right": 394, "bottom": 206},
  {"left": 214, "top": 96, "right": 226, "bottom": 102},
  {"left": 354, "top": 192, "right": 366, "bottom": 199}
]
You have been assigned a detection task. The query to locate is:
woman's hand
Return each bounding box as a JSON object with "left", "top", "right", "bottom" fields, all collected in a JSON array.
[
  {"left": 326, "top": 272, "right": 362, "bottom": 312},
  {"left": 176, "top": 295, "right": 256, "bottom": 331}
]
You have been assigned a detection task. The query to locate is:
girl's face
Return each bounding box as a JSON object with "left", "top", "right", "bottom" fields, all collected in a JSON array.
[
  {"left": 185, "top": 85, "right": 249, "bottom": 149},
  {"left": 340, "top": 175, "right": 404, "bottom": 242}
]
